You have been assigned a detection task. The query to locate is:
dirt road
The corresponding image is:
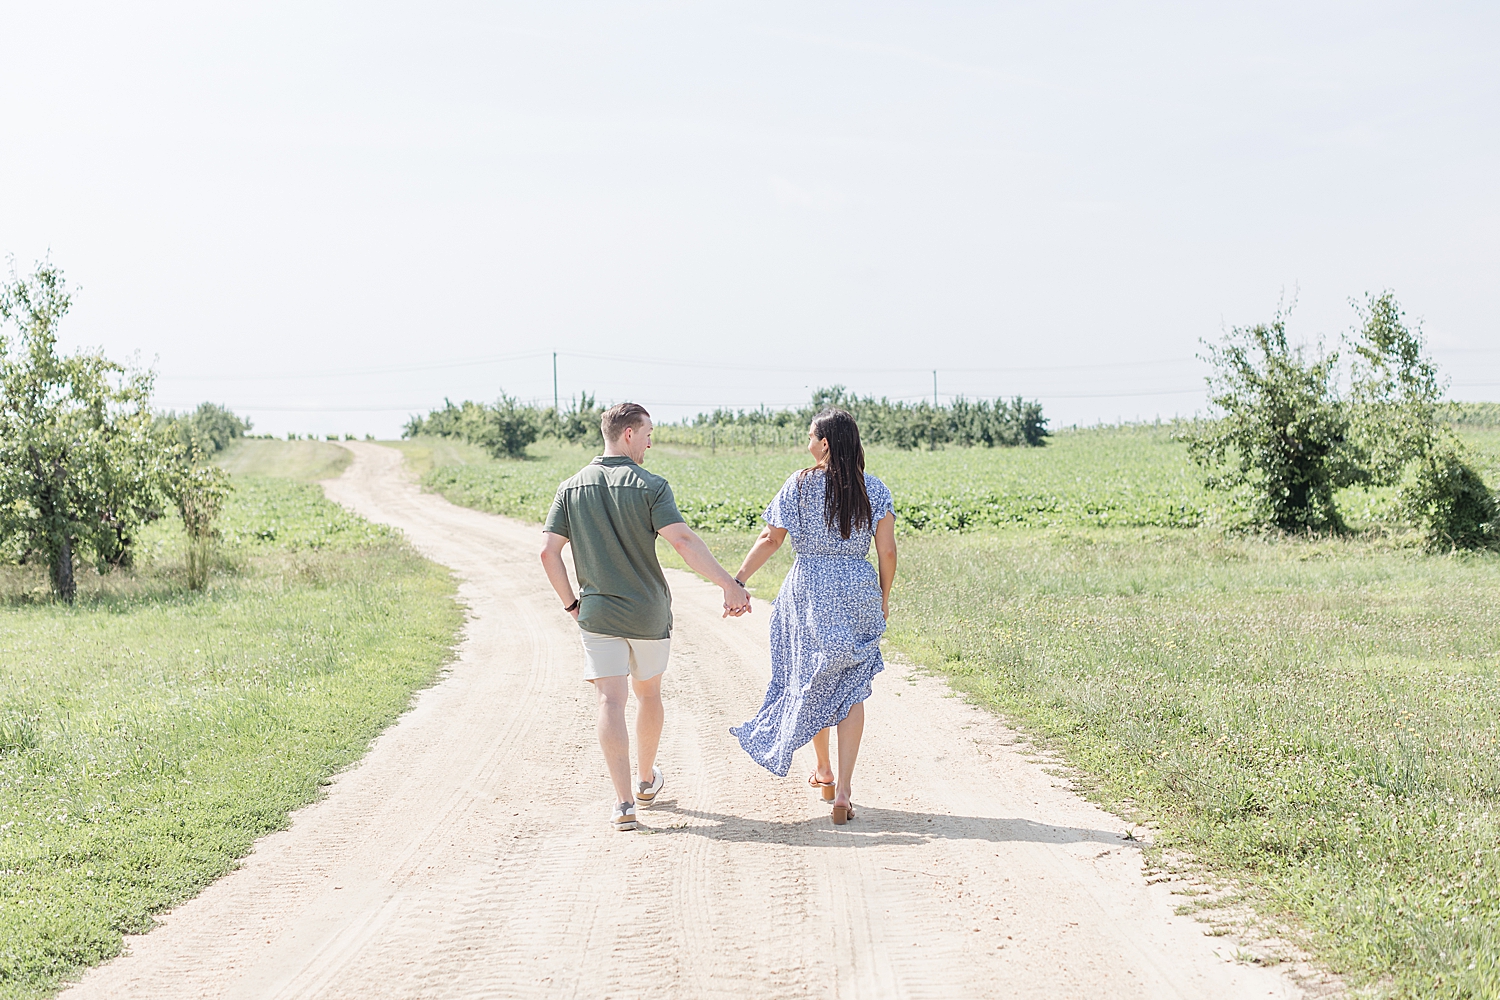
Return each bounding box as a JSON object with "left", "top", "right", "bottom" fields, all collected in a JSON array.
[{"left": 64, "top": 442, "right": 1309, "bottom": 999}]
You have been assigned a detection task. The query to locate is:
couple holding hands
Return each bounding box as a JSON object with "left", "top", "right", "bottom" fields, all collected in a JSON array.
[{"left": 540, "top": 402, "right": 897, "bottom": 831}]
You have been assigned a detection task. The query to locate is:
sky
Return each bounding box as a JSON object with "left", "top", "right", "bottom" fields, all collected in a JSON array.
[{"left": 1, "top": 1, "right": 1497, "bottom": 437}]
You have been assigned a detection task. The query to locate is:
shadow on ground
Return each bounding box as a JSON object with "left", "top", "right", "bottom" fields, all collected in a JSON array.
[{"left": 645, "top": 801, "right": 1134, "bottom": 850}]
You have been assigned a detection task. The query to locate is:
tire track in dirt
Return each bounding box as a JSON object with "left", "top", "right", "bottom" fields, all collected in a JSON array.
[{"left": 62, "top": 442, "right": 1318, "bottom": 999}]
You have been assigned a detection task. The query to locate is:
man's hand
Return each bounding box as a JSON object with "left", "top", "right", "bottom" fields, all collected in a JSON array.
[{"left": 722, "top": 580, "right": 751, "bottom": 618}]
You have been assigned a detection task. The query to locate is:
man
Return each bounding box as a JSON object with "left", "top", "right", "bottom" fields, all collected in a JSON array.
[{"left": 540, "top": 402, "right": 751, "bottom": 832}]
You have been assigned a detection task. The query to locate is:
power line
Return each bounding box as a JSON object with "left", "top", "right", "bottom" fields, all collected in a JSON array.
[{"left": 159, "top": 350, "right": 551, "bottom": 382}]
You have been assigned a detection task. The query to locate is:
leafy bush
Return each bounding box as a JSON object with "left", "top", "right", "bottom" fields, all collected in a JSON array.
[
  {"left": 407, "top": 387, "right": 1048, "bottom": 456},
  {"left": 404, "top": 394, "right": 539, "bottom": 458},
  {"left": 1397, "top": 446, "right": 1498, "bottom": 550},
  {"left": 1185, "top": 313, "right": 1357, "bottom": 531},
  {"left": 671, "top": 387, "right": 1049, "bottom": 451},
  {"left": 0, "top": 264, "right": 169, "bottom": 599},
  {"left": 1346, "top": 292, "right": 1443, "bottom": 486},
  {"left": 1442, "top": 402, "right": 1500, "bottom": 428},
  {"left": 1188, "top": 293, "right": 1453, "bottom": 535},
  {"left": 157, "top": 402, "right": 252, "bottom": 457},
  {"left": 554, "top": 391, "right": 604, "bottom": 448}
]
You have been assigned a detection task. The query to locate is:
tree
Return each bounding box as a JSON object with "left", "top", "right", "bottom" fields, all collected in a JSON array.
[
  {"left": 1397, "top": 446, "right": 1497, "bottom": 551},
  {"left": 170, "top": 461, "right": 231, "bottom": 589},
  {"left": 1185, "top": 312, "right": 1360, "bottom": 531},
  {"left": 159, "top": 401, "right": 252, "bottom": 456},
  {"left": 402, "top": 392, "right": 540, "bottom": 458},
  {"left": 1346, "top": 291, "right": 1443, "bottom": 485},
  {"left": 0, "top": 263, "right": 169, "bottom": 600}
]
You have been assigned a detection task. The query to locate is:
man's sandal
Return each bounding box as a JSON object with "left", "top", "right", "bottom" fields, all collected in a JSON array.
[{"left": 808, "top": 771, "right": 836, "bottom": 802}]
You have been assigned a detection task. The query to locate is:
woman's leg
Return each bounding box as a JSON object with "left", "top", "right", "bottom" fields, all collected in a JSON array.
[
  {"left": 811, "top": 728, "right": 834, "bottom": 782},
  {"left": 833, "top": 702, "right": 864, "bottom": 807}
]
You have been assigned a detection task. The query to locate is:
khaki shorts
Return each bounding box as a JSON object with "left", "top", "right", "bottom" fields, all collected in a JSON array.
[{"left": 579, "top": 630, "right": 671, "bottom": 682}]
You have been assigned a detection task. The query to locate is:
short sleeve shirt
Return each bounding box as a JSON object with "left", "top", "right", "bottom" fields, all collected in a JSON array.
[{"left": 543, "top": 456, "right": 686, "bottom": 640}]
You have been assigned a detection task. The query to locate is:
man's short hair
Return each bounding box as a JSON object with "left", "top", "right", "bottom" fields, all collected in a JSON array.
[{"left": 601, "top": 402, "right": 651, "bottom": 443}]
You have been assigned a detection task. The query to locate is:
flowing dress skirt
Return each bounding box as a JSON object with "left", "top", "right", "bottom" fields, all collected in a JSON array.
[{"left": 730, "top": 553, "right": 886, "bottom": 776}]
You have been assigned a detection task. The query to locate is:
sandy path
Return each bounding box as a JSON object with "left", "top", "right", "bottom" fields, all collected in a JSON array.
[{"left": 63, "top": 442, "right": 1308, "bottom": 999}]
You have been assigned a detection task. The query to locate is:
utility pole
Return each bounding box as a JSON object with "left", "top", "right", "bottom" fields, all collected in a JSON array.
[
  {"left": 933, "top": 370, "right": 938, "bottom": 407},
  {"left": 553, "top": 352, "right": 559, "bottom": 414}
]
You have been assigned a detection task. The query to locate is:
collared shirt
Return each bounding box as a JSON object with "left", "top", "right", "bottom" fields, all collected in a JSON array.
[{"left": 543, "top": 455, "right": 686, "bottom": 640}]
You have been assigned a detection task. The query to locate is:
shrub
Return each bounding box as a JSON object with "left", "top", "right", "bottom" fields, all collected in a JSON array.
[
  {"left": 157, "top": 402, "right": 252, "bottom": 456},
  {"left": 404, "top": 394, "right": 539, "bottom": 458},
  {"left": 1397, "top": 446, "right": 1498, "bottom": 550},
  {"left": 1185, "top": 313, "right": 1358, "bottom": 531},
  {"left": 1346, "top": 291, "right": 1443, "bottom": 486}
]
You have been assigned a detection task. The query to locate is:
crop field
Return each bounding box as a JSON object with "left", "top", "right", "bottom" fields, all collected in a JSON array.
[
  {"left": 419, "top": 423, "right": 1221, "bottom": 532},
  {"left": 0, "top": 450, "right": 461, "bottom": 999},
  {"left": 411, "top": 423, "right": 1500, "bottom": 998}
]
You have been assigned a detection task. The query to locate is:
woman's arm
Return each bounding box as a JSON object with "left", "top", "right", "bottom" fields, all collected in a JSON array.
[
  {"left": 874, "top": 514, "right": 897, "bottom": 619},
  {"left": 735, "top": 525, "right": 788, "bottom": 585}
]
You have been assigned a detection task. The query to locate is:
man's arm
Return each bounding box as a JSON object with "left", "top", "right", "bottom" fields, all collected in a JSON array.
[
  {"left": 657, "top": 522, "right": 751, "bottom": 617},
  {"left": 540, "top": 531, "right": 579, "bottom": 619}
]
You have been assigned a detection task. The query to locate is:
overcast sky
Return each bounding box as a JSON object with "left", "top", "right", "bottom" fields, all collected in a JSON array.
[{"left": 2, "top": 2, "right": 1496, "bottom": 436}]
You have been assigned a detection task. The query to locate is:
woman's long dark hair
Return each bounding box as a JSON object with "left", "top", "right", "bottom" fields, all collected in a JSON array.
[{"left": 804, "top": 408, "right": 872, "bottom": 539}]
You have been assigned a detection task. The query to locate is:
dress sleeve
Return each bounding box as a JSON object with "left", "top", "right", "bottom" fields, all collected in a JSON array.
[
  {"left": 867, "top": 475, "right": 894, "bottom": 524},
  {"left": 764, "top": 474, "right": 801, "bottom": 531}
]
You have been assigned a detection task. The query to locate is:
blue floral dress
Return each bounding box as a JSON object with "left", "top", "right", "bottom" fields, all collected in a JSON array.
[{"left": 731, "top": 470, "right": 894, "bottom": 777}]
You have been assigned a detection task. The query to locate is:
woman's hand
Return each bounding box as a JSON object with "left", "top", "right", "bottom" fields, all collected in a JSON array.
[{"left": 882, "top": 594, "right": 890, "bottom": 620}]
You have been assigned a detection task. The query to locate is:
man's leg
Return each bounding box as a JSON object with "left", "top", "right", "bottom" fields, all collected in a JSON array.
[
  {"left": 592, "top": 676, "right": 635, "bottom": 804},
  {"left": 631, "top": 674, "right": 663, "bottom": 784}
]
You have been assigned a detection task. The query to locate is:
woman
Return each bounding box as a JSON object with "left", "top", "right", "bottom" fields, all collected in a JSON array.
[{"left": 729, "top": 408, "right": 897, "bottom": 824}]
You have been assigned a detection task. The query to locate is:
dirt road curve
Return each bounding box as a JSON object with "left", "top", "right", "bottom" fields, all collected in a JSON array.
[{"left": 64, "top": 442, "right": 1308, "bottom": 999}]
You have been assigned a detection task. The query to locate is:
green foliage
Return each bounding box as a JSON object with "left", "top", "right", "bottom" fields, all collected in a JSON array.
[
  {"left": 169, "top": 463, "right": 232, "bottom": 589},
  {"left": 886, "top": 527, "right": 1500, "bottom": 999},
  {"left": 410, "top": 387, "right": 1048, "bottom": 455},
  {"left": 0, "top": 476, "right": 461, "bottom": 999},
  {"left": 1443, "top": 402, "right": 1500, "bottom": 428},
  {"left": 554, "top": 391, "right": 604, "bottom": 448},
  {"left": 680, "top": 386, "right": 1050, "bottom": 451},
  {"left": 0, "top": 263, "right": 173, "bottom": 600},
  {"left": 1397, "top": 444, "right": 1498, "bottom": 551},
  {"left": 1190, "top": 292, "right": 1474, "bottom": 536},
  {"left": 1185, "top": 313, "right": 1357, "bottom": 531},
  {"left": 419, "top": 426, "right": 1212, "bottom": 533},
  {"left": 1347, "top": 291, "right": 1444, "bottom": 485},
  {"left": 157, "top": 402, "right": 251, "bottom": 458},
  {"left": 403, "top": 394, "right": 539, "bottom": 458}
]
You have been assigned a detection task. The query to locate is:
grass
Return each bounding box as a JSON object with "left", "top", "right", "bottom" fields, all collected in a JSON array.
[
  {"left": 217, "top": 439, "right": 352, "bottom": 482},
  {"left": 416, "top": 423, "right": 1218, "bottom": 532},
  {"left": 0, "top": 471, "right": 462, "bottom": 999},
  {"left": 890, "top": 527, "right": 1500, "bottom": 998},
  {"left": 409, "top": 422, "right": 1500, "bottom": 998}
]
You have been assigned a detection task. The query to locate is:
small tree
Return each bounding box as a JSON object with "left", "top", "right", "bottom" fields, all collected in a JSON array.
[
  {"left": 171, "top": 461, "right": 231, "bottom": 589},
  {"left": 159, "top": 402, "right": 251, "bottom": 456},
  {"left": 1346, "top": 291, "right": 1443, "bottom": 485},
  {"left": 556, "top": 392, "right": 604, "bottom": 448},
  {"left": 1396, "top": 445, "right": 1497, "bottom": 551},
  {"left": 0, "top": 263, "right": 168, "bottom": 600},
  {"left": 1186, "top": 313, "right": 1360, "bottom": 531}
]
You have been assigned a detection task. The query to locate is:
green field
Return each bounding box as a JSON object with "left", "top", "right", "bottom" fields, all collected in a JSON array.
[
  {"left": 0, "top": 446, "right": 461, "bottom": 999},
  {"left": 412, "top": 424, "right": 1500, "bottom": 998}
]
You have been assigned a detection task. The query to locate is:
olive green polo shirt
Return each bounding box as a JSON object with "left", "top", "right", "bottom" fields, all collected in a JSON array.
[{"left": 543, "top": 455, "right": 686, "bottom": 640}]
